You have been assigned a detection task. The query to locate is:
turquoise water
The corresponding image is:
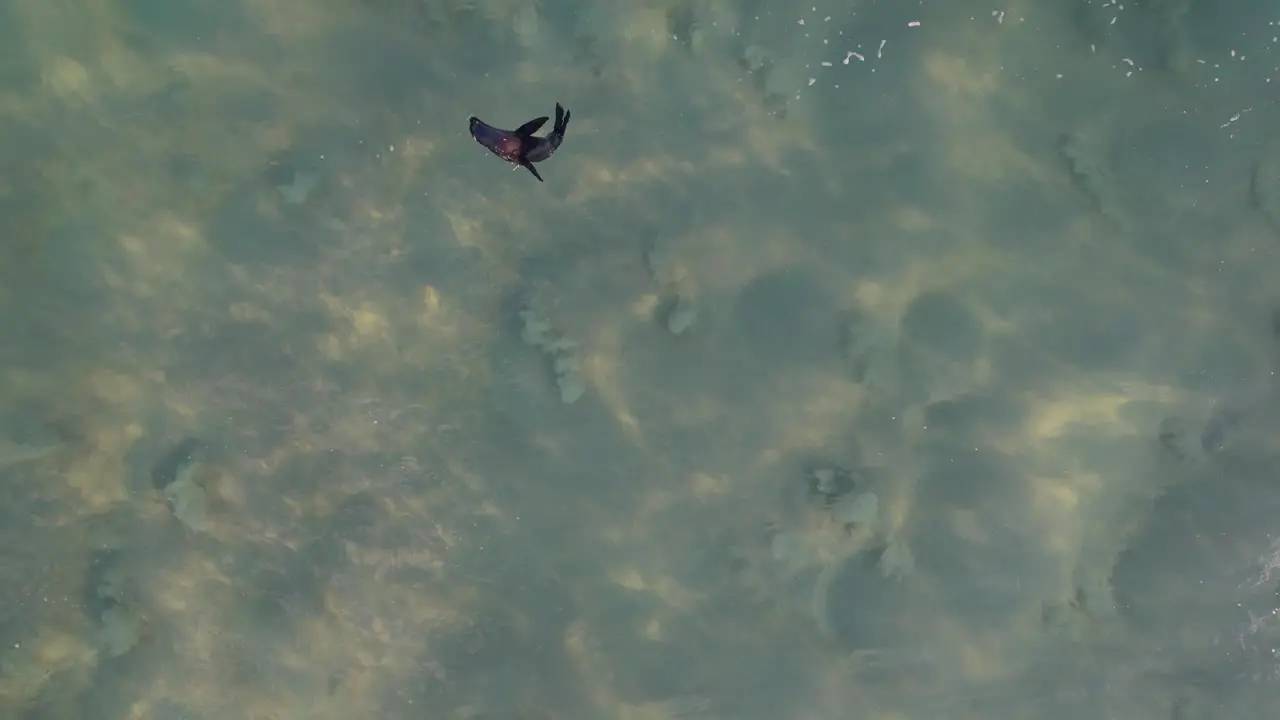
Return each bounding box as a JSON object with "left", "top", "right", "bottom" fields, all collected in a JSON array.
[{"left": 1, "top": 0, "right": 1279, "bottom": 717}]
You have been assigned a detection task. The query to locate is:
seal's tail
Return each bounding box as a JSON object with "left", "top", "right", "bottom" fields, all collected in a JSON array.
[{"left": 554, "top": 103, "right": 571, "bottom": 137}]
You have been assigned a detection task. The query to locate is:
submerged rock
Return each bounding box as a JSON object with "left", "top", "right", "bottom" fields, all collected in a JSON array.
[{"left": 1113, "top": 410, "right": 1280, "bottom": 693}]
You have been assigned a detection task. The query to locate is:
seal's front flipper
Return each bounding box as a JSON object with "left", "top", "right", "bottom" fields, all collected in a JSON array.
[
  {"left": 515, "top": 116, "right": 549, "bottom": 137},
  {"left": 521, "top": 160, "right": 544, "bottom": 182}
]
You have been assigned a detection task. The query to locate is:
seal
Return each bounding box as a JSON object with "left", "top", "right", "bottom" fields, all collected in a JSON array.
[{"left": 468, "top": 103, "right": 571, "bottom": 182}]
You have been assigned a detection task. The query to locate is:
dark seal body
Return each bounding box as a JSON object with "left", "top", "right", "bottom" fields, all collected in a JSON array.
[{"left": 468, "top": 103, "right": 571, "bottom": 182}]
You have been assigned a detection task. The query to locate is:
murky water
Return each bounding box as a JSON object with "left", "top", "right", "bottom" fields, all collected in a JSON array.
[{"left": 1, "top": 0, "right": 1278, "bottom": 717}]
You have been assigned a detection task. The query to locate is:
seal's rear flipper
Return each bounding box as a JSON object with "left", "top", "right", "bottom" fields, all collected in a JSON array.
[{"left": 554, "top": 104, "right": 570, "bottom": 135}]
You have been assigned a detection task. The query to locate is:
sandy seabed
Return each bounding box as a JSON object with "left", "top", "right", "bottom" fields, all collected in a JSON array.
[{"left": 0, "top": 0, "right": 1279, "bottom": 718}]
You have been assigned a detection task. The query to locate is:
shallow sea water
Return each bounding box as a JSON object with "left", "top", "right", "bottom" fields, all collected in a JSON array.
[{"left": 1, "top": 0, "right": 1279, "bottom": 717}]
